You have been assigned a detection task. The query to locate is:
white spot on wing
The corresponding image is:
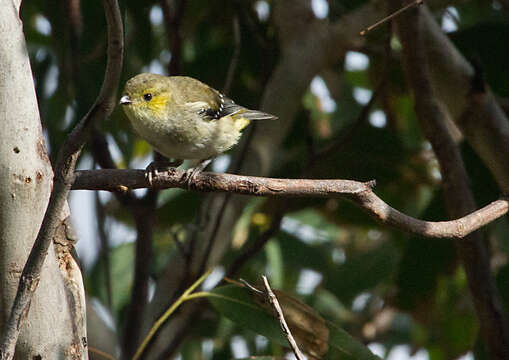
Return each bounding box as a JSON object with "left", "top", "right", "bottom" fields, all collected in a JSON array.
[{"left": 186, "top": 101, "right": 210, "bottom": 113}]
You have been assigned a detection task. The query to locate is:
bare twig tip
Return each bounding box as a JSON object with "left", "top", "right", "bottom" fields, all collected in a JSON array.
[
  {"left": 360, "top": 0, "right": 425, "bottom": 35},
  {"left": 366, "top": 179, "right": 377, "bottom": 188},
  {"left": 239, "top": 278, "right": 264, "bottom": 295}
]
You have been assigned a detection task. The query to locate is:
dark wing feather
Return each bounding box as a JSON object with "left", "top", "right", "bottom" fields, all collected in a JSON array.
[{"left": 218, "top": 94, "right": 278, "bottom": 121}]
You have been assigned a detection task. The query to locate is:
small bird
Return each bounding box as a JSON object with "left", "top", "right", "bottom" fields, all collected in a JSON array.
[{"left": 119, "top": 73, "right": 277, "bottom": 183}]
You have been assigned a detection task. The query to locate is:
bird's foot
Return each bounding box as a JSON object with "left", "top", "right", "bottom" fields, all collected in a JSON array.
[
  {"left": 145, "top": 159, "right": 183, "bottom": 186},
  {"left": 184, "top": 159, "right": 212, "bottom": 189}
]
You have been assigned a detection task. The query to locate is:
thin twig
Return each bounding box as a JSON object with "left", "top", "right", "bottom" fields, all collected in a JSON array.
[
  {"left": 0, "top": 1, "right": 123, "bottom": 358},
  {"left": 262, "top": 276, "right": 305, "bottom": 360},
  {"left": 360, "top": 0, "right": 423, "bottom": 35},
  {"left": 72, "top": 167, "right": 509, "bottom": 239},
  {"left": 91, "top": 114, "right": 158, "bottom": 359},
  {"left": 309, "top": 81, "right": 381, "bottom": 165},
  {"left": 239, "top": 278, "right": 265, "bottom": 295},
  {"left": 311, "top": 27, "right": 392, "bottom": 167}
]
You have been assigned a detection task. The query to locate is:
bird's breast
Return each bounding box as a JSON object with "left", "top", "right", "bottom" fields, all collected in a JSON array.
[{"left": 129, "top": 107, "right": 244, "bottom": 160}]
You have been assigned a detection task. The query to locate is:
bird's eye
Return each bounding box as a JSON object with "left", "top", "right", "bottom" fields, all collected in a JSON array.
[{"left": 143, "top": 93, "right": 153, "bottom": 101}]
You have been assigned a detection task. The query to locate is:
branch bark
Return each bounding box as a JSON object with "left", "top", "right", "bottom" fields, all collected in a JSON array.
[
  {"left": 72, "top": 168, "right": 509, "bottom": 239},
  {"left": 395, "top": 3, "right": 509, "bottom": 358},
  {"left": 418, "top": 7, "right": 509, "bottom": 193},
  {"left": 0, "top": 0, "right": 123, "bottom": 358}
]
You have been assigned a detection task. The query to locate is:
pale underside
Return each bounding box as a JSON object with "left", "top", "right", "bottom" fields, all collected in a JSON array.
[{"left": 125, "top": 100, "right": 246, "bottom": 160}]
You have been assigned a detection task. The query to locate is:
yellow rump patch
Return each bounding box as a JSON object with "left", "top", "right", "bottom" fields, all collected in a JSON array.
[{"left": 235, "top": 117, "right": 251, "bottom": 131}]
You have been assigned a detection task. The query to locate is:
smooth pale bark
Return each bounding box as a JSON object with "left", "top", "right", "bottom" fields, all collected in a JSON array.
[{"left": 0, "top": 1, "right": 86, "bottom": 358}]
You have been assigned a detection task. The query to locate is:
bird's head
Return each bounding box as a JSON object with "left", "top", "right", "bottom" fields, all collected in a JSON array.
[{"left": 120, "top": 73, "right": 172, "bottom": 122}]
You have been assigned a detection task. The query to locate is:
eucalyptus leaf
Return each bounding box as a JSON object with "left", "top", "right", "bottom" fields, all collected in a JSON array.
[{"left": 210, "top": 285, "right": 378, "bottom": 360}]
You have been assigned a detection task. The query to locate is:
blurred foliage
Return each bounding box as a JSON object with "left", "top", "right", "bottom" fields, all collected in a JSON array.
[{"left": 20, "top": 0, "right": 509, "bottom": 359}]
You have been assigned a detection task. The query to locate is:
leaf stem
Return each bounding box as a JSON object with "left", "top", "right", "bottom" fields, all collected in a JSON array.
[{"left": 132, "top": 269, "right": 212, "bottom": 360}]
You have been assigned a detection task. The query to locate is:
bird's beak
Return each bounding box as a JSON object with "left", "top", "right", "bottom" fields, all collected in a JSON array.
[{"left": 120, "top": 95, "right": 131, "bottom": 105}]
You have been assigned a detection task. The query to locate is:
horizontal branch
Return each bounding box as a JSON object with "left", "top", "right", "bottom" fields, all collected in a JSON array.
[
  {"left": 72, "top": 168, "right": 509, "bottom": 239},
  {"left": 72, "top": 168, "right": 373, "bottom": 196}
]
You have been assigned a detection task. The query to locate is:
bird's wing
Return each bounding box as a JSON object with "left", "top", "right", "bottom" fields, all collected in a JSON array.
[
  {"left": 172, "top": 77, "right": 222, "bottom": 119},
  {"left": 208, "top": 94, "right": 277, "bottom": 121},
  {"left": 172, "top": 76, "right": 277, "bottom": 121}
]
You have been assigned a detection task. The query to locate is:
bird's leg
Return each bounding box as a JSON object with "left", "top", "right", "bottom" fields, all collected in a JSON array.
[
  {"left": 145, "top": 159, "right": 184, "bottom": 186},
  {"left": 184, "top": 159, "right": 212, "bottom": 189}
]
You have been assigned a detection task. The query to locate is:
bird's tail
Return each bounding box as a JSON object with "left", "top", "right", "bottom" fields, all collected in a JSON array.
[
  {"left": 236, "top": 108, "right": 278, "bottom": 121},
  {"left": 232, "top": 108, "right": 277, "bottom": 131},
  {"left": 222, "top": 98, "right": 277, "bottom": 121}
]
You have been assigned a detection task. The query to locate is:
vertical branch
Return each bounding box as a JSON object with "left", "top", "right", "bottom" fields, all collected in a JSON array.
[
  {"left": 394, "top": 3, "right": 509, "bottom": 358},
  {"left": 94, "top": 190, "right": 113, "bottom": 310},
  {"left": 123, "top": 3, "right": 190, "bottom": 357},
  {"left": 92, "top": 122, "right": 158, "bottom": 359},
  {"left": 223, "top": 16, "right": 241, "bottom": 95},
  {"left": 161, "top": 0, "right": 187, "bottom": 75},
  {"left": 63, "top": 0, "right": 83, "bottom": 93},
  {"left": 121, "top": 201, "right": 156, "bottom": 358}
]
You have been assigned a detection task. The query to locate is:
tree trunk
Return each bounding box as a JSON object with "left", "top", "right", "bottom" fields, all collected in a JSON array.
[{"left": 0, "top": 1, "right": 87, "bottom": 358}]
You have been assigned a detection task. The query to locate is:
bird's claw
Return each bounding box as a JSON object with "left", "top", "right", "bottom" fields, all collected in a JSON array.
[
  {"left": 145, "top": 164, "right": 159, "bottom": 187},
  {"left": 145, "top": 160, "right": 183, "bottom": 187},
  {"left": 184, "top": 159, "right": 212, "bottom": 190},
  {"left": 184, "top": 167, "right": 202, "bottom": 189}
]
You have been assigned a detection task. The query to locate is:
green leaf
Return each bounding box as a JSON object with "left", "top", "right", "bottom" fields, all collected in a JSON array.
[
  {"left": 327, "top": 322, "right": 380, "bottom": 360},
  {"left": 210, "top": 285, "right": 288, "bottom": 346},
  {"left": 209, "top": 285, "right": 379, "bottom": 359}
]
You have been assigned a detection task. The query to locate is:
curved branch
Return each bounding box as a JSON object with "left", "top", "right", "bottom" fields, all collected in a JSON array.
[
  {"left": 72, "top": 168, "right": 509, "bottom": 239},
  {"left": 0, "top": 0, "right": 123, "bottom": 357}
]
